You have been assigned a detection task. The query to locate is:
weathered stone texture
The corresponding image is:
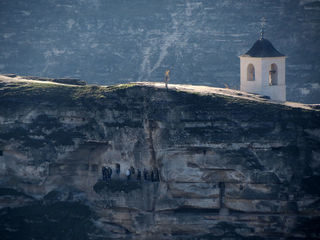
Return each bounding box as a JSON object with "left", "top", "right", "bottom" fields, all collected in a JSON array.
[{"left": 0, "top": 81, "right": 320, "bottom": 239}]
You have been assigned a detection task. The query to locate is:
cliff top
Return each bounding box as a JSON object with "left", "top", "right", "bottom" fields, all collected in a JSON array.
[{"left": 0, "top": 74, "right": 319, "bottom": 112}]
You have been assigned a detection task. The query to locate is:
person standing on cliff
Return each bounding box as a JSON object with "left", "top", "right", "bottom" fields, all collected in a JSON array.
[
  {"left": 102, "top": 166, "right": 107, "bottom": 181},
  {"left": 143, "top": 168, "right": 148, "bottom": 181},
  {"left": 164, "top": 70, "right": 170, "bottom": 89},
  {"left": 126, "top": 169, "right": 131, "bottom": 181},
  {"left": 130, "top": 166, "right": 135, "bottom": 175},
  {"left": 116, "top": 163, "right": 120, "bottom": 176},
  {"left": 137, "top": 169, "right": 142, "bottom": 181},
  {"left": 107, "top": 167, "right": 112, "bottom": 180}
]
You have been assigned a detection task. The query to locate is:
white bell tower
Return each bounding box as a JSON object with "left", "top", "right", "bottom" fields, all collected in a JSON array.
[{"left": 240, "top": 18, "right": 286, "bottom": 102}]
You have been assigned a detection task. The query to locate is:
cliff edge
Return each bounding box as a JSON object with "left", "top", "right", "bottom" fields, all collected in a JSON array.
[{"left": 0, "top": 75, "right": 320, "bottom": 239}]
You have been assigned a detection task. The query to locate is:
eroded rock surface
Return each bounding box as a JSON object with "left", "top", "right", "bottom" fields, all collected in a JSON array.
[{"left": 0, "top": 78, "right": 320, "bottom": 239}]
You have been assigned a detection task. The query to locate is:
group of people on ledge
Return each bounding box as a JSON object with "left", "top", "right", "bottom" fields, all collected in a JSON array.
[{"left": 102, "top": 164, "right": 160, "bottom": 182}]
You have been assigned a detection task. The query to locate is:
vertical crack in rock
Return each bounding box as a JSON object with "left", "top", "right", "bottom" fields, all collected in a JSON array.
[
  {"left": 219, "top": 181, "right": 225, "bottom": 209},
  {"left": 143, "top": 97, "right": 157, "bottom": 168},
  {"left": 247, "top": 145, "right": 265, "bottom": 171},
  {"left": 142, "top": 95, "right": 160, "bottom": 219},
  {"left": 145, "top": 119, "right": 158, "bottom": 215},
  {"left": 146, "top": 120, "right": 157, "bottom": 168}
]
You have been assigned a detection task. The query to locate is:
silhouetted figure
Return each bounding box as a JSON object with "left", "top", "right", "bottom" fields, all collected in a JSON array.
[
  {"left": 130, "top": 166, "right": 135, "bottom": 175},
  {"left": 137, "top": 169, "right": 142, "bottom": 181},
  {"left": 126, "top": 169, "right": 131, "bottom": 181},
  {"left": 143, "top": 169, "right": 148, "bottom": 181},
  {"left": 164, "top": 70, "right": 170, "bottom": 89},
  {"left": 102, "top": 167, "right": 107, "bottom": 181},
  {"left": 106, "top": 168, "right": 110, "bottom": 180},
  {"left": 116, "top": 164, "right": 120, "bottom": 175},
  {"left": 101, "top": 167, "right": 104, "bottom": 180},
  {"left": 107, "top": 167, "right": 113, "bottom": 179},
  {"left": 151, "top": 171, "right": 155, "bottom": 182}
]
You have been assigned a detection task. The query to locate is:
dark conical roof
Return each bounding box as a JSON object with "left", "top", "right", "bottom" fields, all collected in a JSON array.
[{"left": 241, "top": 38, "right": 285, "bottom": 57}]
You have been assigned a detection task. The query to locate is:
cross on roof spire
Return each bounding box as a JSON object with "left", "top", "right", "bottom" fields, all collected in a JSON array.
[{"left": 260, "top": 17, "right": 266, "bottom": 39}]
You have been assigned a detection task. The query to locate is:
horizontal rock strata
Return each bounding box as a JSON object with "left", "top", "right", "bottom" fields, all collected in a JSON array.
[{"left": 0, "top": 79, "right": 320, "bottom": 239}]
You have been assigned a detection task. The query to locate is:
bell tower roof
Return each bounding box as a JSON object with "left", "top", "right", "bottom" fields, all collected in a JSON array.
[
  {"left": 241, "top": 38, "right": 285, "bottom": 58},
  {"left": 241, "top": 17, "right": 285, "bottom": 58}
]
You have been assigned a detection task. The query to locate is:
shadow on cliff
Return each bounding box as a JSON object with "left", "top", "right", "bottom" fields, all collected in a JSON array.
[
  {"left": 93, "top": 179, "right": 143, "bottom": 194},
  {"left": 0, "top": 201, "right": 94, "bottom": 240}
]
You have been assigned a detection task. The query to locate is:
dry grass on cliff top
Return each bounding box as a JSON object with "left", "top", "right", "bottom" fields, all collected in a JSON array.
[
  {"left": 0, "top": 75, "right": 137, "bottom": 102},
  {"left": 0, "top": 74, "right": 318, "bottom": 111}
]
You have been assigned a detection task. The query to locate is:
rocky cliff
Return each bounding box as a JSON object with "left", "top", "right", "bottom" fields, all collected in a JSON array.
[{"left": 0, "top": 75, "right": 320, "bottom": 240}]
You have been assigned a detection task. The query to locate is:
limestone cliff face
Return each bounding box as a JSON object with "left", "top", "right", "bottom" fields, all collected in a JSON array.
[{"left": 0, "top": 77, "right": 320, "bottom": 239}]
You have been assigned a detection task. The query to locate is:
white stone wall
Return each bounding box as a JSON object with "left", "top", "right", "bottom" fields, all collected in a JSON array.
[
  {"left": 240, "top": 56, "right": 286, "bottom": 102},
  {"left": 261, "top": 57, "right": 286, "bottom": 102},
  {"left": 240, "top": 57, "right": 262, "bottom": 94}
]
